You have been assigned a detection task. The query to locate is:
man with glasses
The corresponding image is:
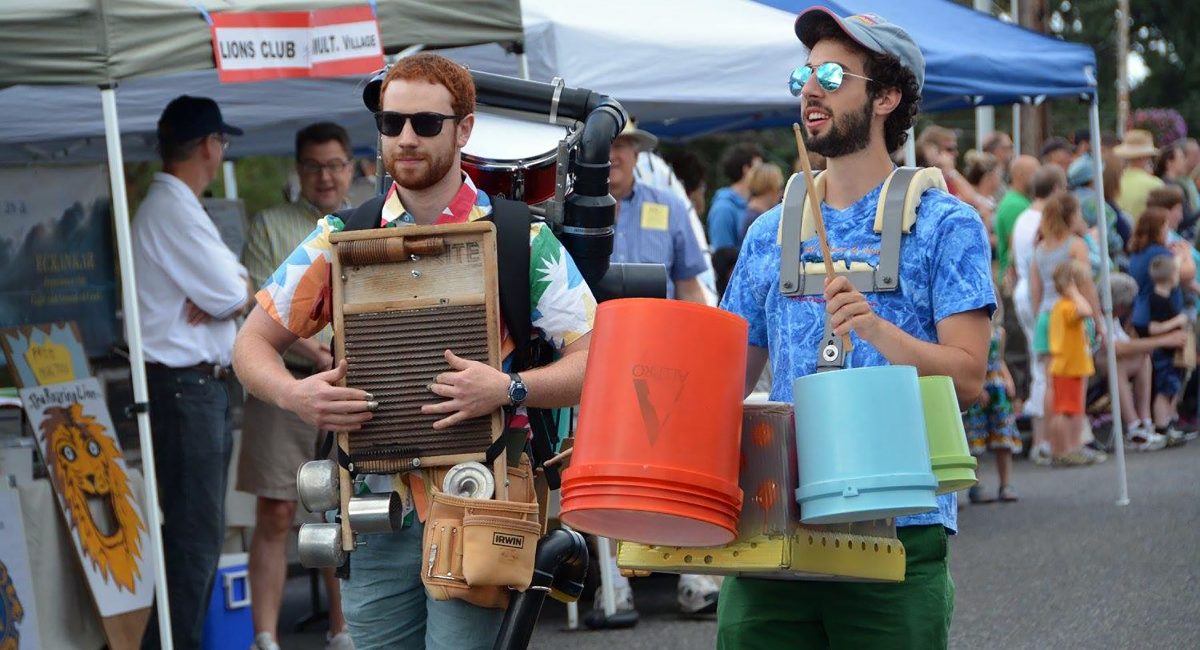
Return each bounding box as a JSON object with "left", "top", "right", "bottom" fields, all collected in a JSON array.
[
  {"left": 232, "top": 53, "right": 594, "bottom": 650},
  {"left": 718, "top": 8, "right": 993, "bottom": 648},
  {"left": 131, "top": 95, "right": 250, "bottom": 650},
  {"left": 237, "top": 122, "right": 355, "bottom": 650}
]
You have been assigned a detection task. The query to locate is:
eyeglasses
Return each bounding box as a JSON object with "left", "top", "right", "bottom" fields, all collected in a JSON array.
[
  {"left": 299, "top": 159, "right": 352, "bottom": 176},
  {"left": 211, "top": 133, "right": 231, "bottom": 151},
  {"left": 789, "top": 62, "right": 874, "bottom": 96},
  {"left": 374, "top": 111, "right": 463, "bottom": 138}
]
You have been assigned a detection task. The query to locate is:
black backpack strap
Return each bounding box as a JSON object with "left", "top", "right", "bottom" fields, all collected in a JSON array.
[
  {"left": 339, "top": 194, "right": 388, "bottom": 232},
  {"left": 490, "top": 197, "right": 533, "bottom": 370},
  {"left": 487, "top": 197, "right": 563, "bottom": 488}
]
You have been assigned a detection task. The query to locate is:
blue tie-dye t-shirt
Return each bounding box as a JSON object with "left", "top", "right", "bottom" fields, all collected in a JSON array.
[{"left": 720, "top": 181, "right": 996, "bottom": 533}]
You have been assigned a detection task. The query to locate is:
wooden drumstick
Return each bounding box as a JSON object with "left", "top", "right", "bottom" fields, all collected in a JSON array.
[{"left": 793, "top": 123, "right": 853, "bottom": 352}]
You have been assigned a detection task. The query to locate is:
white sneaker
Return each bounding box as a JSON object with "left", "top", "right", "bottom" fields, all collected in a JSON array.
[
  {"left": 592, "top": 583, "right": 636, "bottom": 613},
  {"left": 251, "top": 633, "right": 280, "bottom": 650},
  {"left": 1029, "top": 443, "right": 1053, "bottom": 466},
  {"left": 677, "top": 573, "right": 720, "bottom": 615},
  {"left": 326, "top": 631, "right": 355, "bottom": 650},
  {"left": 1125, "top": 425, "right": 1167, "bottom": 451},
  {"left": 1163, "top": 426, "right": 1190, "bottom": 447}
]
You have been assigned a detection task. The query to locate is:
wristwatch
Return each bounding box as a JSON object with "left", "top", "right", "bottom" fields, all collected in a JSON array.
[{"left": 507, "top": 372, "right": 528, "bottom": 407}]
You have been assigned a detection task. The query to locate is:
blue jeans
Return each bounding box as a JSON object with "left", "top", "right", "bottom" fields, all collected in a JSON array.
[
  {"left": 142, "top": 365, "right": 233, "bottom": 650},
  {"left": 341, "top": 518, "right": 504, "bottom": 649}
]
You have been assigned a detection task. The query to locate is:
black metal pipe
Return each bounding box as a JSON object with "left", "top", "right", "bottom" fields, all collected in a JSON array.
[
  {"left": 560, "top": 100, "right": 625, "bottom": 287},
  {"left": 471, "top": 70, "right": 608, "bottom": 123},
  {"left": 493, "top": 529, "right": 589, "bottom": 650}
]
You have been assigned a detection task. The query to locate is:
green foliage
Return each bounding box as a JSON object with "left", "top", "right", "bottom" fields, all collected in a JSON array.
[
  {"left": 211, "top": 156, "right": 292, "bottom": 218},
  {"left": 1050, "top": 0, "right": 1200, "bottom": 138}
]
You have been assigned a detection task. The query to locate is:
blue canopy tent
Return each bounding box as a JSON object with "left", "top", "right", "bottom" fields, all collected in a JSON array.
[{"left": 647, "top": 0, "right": 1098, "bottom": 137}]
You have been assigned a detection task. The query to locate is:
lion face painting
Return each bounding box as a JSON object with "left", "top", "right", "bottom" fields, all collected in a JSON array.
[
  {"left": 0, "top": 559, "right": 23, "bottom": 650},
  {"left": 41, "top": 403, "right": 145, "bottom": 593}
]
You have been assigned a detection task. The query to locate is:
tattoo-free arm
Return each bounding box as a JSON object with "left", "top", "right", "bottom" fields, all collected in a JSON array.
[{"left": 858, "top": 310, "right": 992, "bottom": 407}]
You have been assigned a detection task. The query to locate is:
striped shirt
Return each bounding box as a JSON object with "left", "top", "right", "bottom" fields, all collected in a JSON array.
[{"left": 243, "top": 199, "right": 341, "bottom": 366}]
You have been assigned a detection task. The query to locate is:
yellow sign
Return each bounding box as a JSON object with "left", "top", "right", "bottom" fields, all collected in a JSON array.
[
  {"left": 640, "top": 202, "right": 669, "bottom": 231},
  {"left": 24, "top": 338, "right": 75, "bottom": 385}
]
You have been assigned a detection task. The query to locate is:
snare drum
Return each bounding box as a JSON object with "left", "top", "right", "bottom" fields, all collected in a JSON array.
[{"left": 462, "top": 112, "right": 567, "bottom": 204}]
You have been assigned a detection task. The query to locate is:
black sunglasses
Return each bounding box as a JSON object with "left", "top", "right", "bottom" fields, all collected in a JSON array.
[{"left": 374, "top": 111, "right": 463, "bottom": 138}]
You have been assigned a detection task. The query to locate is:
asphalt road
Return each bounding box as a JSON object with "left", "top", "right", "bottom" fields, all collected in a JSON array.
[{"left": 281, "top": 442, "right": 1200, "bottom": 649}]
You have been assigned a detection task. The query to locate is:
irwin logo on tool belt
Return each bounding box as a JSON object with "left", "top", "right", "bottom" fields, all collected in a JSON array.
[
  {"left": 493, "top": 532, "right": 526, "bottom": 549},
  {"left": 631, "top": 364, "right": 689, "bottom": 445}
]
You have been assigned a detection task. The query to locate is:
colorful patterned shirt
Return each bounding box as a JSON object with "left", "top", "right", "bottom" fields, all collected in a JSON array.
[
  {"left": 256, "top": 174, "right": 596, "bottom": 357},
  {"left": 720, "top": 181, "right": 997, "bottom": 533}
]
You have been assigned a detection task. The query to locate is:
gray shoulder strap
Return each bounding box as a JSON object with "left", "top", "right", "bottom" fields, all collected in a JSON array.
[
  {"left": 779, "top": 172, "right": 811, "bottom": 296},
  {"left": 875, "top": 167, "right": 921, "bottom": 292}
]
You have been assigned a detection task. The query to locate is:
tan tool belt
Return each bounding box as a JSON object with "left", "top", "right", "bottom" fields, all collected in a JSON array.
[{"left": 418, "top": 453, "right": 546, "bottom": 609}]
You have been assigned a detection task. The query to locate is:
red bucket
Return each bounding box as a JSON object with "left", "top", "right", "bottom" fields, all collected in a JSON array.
[{"left": 560, "top": 299, "right": 747, "bottom": 546}]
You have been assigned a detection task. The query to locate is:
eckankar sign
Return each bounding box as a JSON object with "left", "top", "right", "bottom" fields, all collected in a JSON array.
[{"left": 210, "top": 5, "right": 383, "bottom": 83}]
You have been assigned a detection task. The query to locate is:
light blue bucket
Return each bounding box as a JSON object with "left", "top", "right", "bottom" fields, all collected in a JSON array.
[{"left": 793, "top": 365, "right": 938, "bottom": 524}]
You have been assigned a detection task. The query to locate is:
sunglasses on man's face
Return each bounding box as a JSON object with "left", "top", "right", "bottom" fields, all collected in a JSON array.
[
  {"left": 374, "top": 111, "right": 463, "bottom": 138},
  {"left": 789, "top": 62, "right": 875, "bottom": 96}
]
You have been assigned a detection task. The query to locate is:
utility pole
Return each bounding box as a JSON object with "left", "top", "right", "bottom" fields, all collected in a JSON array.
[
  {"left": 1116, "top": 0, "right": 1130, "bottom": 135},
  {"left": 1018, "top": 0, "right": 1048, "bottom": 155}
]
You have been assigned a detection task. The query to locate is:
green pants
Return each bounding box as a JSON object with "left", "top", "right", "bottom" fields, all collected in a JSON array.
[{"left": 716, "top": 525, "right": 954, "bottom": 650}]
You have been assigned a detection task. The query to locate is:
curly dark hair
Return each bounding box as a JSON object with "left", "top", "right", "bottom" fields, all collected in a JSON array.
[{"left": 807, "top": 21, "right": 921, "bottom": 153}]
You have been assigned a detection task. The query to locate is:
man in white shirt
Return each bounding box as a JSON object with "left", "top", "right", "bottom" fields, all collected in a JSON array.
[
  {"left": 131, "top": 95, "right": 250, "bottom": 650},
  {"left": 1009, "top": 164, "right": 1066, "bottom": 464}
]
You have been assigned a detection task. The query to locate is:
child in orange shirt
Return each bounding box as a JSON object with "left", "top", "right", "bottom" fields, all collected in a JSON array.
[{"left": 1047, "top": 260, "right": 1095, "bottom": 466}]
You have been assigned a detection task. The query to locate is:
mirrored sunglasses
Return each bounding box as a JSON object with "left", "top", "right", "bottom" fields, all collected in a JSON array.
[
  {"left": 789, "top": 62, "right": 874, "bottom": 96},
  {"left": 374, "top": 111, "right": 463, "bottom": 138}
]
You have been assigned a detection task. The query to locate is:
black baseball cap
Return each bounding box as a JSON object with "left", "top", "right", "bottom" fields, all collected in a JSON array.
[{"left": 157, "top": 95, "right": 243, "bottom": 146}]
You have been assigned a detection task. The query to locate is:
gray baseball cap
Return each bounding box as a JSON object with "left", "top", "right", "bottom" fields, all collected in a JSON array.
[{"left": 794, "top": 7, "right": 925, "bottom": 93}]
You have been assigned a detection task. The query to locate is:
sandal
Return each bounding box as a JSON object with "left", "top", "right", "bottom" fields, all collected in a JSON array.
[
  {"left": 967, "top": 485, "right": 995, "bottom": 504},
  {"left": 998, "top": 485, "right": 1019, "bottom": 502}
]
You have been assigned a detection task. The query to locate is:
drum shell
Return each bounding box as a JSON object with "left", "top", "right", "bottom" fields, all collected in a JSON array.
[
  {"left": 737, "top": 401, "right": 800, "bottom": 538},
  {"left": 462, "top": 155, "right": 557, "bottom": 205},
  {"left": 793, "top": 365, "right": 938, "bottom": 524},
  {"left": 561, "top": 299, "right": 747, "bottom": 546}
]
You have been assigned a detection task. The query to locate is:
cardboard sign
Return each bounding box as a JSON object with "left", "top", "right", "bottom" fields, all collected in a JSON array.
[
  {"left": 0, "top": 323, "right": 90, "bottom": 389},
  {"left": 211, "top": 5, "right": 384, "bottom": 83},
  {"left": 19, "top": 379, "right": 154, "bottom": 617}
]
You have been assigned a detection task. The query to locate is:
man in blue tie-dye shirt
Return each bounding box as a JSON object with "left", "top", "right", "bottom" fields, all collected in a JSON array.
[{"left": 716, "top": 8, "right": 995, "bottom": 649}]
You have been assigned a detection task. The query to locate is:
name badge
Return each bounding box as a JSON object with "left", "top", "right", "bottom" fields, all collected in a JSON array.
[{"left": 641, "top": 202, "right": 669, "bottom": 231}]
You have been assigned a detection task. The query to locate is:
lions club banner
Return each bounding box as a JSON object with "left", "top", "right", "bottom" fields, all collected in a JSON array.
[{"left": 211, "top": 5, "right": 384, "bottom": 82}]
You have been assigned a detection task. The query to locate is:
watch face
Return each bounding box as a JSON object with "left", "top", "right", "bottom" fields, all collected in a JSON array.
[{"left": 509, "top": 375, "right": 528, "bottom": 404}]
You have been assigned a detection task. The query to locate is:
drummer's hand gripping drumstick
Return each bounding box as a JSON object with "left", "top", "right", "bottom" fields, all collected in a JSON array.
[{"left": 793, "top": 123, "right": 853, "bottom": 352}]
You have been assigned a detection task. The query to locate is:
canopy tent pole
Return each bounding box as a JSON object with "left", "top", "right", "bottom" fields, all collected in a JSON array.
[
  {"left": 1088, "top": 94, "right": 1130, "bottom": 506},
  {"left": 904, "top": 127, "right": 916, "bottom": 167},
  {"left": 517, "top": 52, "right": 530, "bottom": 81},
  {"left": 1012, "top": 104, "right": 1021, "bottom": 154},
  {"left": 100, "top": 85, "right": 174, "bottom": 649},
  {"left": 222, "top": 160, "right": 238, "bottom": 199}
]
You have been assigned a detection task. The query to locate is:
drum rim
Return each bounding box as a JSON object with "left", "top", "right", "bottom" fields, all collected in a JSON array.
[{"left": 462, "top": 149, "right": 559, "bottom": 170}]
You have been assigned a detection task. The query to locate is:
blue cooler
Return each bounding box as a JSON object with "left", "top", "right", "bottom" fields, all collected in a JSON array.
[{"left": 202, "top": 552, "right": 253, "bottom": 650}]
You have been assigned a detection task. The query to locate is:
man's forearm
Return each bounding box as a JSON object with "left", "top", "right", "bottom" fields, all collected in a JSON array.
[
  {"left": 520, "top": 348, "right": 589, "bottom": 409},
  {"left": 864, "top": 319, "right": 986, "bottom": 402},
  {"left": 233, "top": 329, "right": 302, "bottom": 408},
  {"left": 675, "top": 277, "right": 708, "bottom": 305}
]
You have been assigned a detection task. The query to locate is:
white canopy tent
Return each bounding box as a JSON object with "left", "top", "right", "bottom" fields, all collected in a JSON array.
[{"left": 0, "top": 2, "right": 522, "bottom": 648}]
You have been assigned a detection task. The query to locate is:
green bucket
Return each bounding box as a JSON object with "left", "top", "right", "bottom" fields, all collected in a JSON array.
[{"left": 918, "top": 376, "right": 978, "bottom": 495}]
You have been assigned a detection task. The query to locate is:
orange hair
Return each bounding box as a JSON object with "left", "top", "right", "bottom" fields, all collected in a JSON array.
[{"left": 380, "top": 53, "right": 475, "bottom": 117}]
